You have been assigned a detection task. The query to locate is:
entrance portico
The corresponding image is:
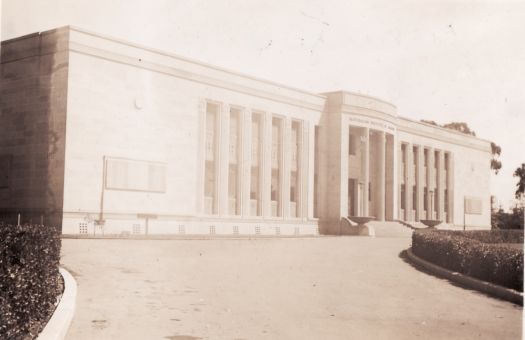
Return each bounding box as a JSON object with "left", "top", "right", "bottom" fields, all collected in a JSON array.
[{"left": 318, "top": 91, "right": 398, "bottom": 234}]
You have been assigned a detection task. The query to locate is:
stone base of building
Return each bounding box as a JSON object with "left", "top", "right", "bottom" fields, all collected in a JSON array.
[{"left": 61, "top": 214, "right": 319, "bottom": 237}]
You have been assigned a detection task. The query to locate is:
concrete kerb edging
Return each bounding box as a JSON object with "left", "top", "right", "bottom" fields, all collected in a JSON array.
[
  {"left": 405, "top": 248, "right": 523, "bottom": 306},
  {"left": 38, "top": 268, "right": 77, "bottom": 340}
]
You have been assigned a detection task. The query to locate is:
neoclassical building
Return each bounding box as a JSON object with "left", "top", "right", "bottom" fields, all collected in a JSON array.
[{"left": 0, "top": 27, "right": 491, "bottom": 235}]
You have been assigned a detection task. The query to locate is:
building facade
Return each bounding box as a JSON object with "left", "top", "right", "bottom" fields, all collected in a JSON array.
[{"left": 0, "top": 27, "right": 492, "bottom": 236}]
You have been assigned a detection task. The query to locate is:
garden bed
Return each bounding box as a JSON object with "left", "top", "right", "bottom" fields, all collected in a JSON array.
[
  {"left": 412, "top": 229, "right": 523, "bottom": 292},
  {"left": 0, "top": 223, "right": 62, "bottom": 339}
]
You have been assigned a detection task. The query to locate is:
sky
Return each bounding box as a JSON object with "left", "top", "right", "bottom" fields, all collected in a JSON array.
[{"left": 2, "top": 0, "right": 524, "bottom": 210}]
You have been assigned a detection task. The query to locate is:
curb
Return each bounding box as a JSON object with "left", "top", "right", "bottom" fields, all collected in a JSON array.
[
  {"left": 405, "top": 248, "right": 523, "bottom": 306},
  {"left": 38, "top": 268, "right": 78, "bottom": 340}
]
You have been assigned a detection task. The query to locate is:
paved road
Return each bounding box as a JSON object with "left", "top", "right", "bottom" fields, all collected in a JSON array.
[{"left": 61, "top": 237, "right": 522, "bottom": 340}]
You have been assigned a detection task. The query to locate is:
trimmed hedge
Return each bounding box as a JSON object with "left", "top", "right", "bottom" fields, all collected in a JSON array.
[
  {"left": 412, "top": 229, "right": 523, "bottom": 292},
  {"left": 0, "top": 223, "right": 62, "bottom": 339}
]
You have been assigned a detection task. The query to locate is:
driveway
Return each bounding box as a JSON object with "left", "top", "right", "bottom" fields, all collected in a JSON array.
[{"left": 61, "top": 237, "right": 522, "bottom": 340}]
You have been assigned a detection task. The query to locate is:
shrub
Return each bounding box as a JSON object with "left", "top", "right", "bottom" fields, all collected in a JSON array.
[
  {"left": 440, "top": 230, "right": 523, "bottom": 244},
  {"left": 412, "top": 229, "right": 523, "bottom": 292},
  {"left": 0, "top": 223, "right": 62, "bottom": 339}
]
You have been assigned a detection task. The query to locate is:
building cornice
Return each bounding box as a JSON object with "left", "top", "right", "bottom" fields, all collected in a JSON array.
[
  {"left": 66, "top": 26, "right": 325, "bottom": 112},
  {"left": 397, "top": 116, "right": 491, "bottom": 153}
]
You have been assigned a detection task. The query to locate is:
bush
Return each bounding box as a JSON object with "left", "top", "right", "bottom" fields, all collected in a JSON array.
[
  {"left": 0, "top": 223, "right": 62, "bottom": 339},
  {"left": 412, "top": 229, "right": 523, "bottom": 292},
  {"left": 492, "top": 206, "right": 524, "bottom": 229},
  {"left": 439, "top": 230, "right": 523, "bottom": 244}
]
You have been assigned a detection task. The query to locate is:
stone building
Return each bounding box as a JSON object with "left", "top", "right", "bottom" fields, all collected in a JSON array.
[{"left": 0, "top": 27, "right": 491, "bottom": 235}]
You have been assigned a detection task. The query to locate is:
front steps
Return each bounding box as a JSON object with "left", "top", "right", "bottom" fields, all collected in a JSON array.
[{"left": 367, "top": 221, "right": 413, "bottom": 238}]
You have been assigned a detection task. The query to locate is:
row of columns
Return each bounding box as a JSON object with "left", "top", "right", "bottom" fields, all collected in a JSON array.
[
  {"left": 401, "top": 143, "right": 453, "bottom": 222},
  {"left": 209, "top": 104, "right": 309, "bottom": 219},
  {"left": 358, "top": 128, "right": 388, "bottom": 221}
]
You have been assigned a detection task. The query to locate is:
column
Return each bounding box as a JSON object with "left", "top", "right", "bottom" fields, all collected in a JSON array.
[
  {"left": 302, "top": 121, "right": 310, "bottom": 220},
  {"left": 363, "top": 127, "right": 370, "bottom": 216},
  {"left": 218, "top": 104, "right": 230, "bottom": 215},
  {"left": 377, "top": 132, "right": 386, "bottom": 221},
  {"left": 405, "top": 143, "right": 413, "bottom": 221},
  {"left": 385, "top": 134, "right": 395, "bottom": 221},
  {"left": 437, "top": 150, "right": 445, "bottom": 221},
  {"left": 416, "top": 146, "right": 424, "bottom": 221},
  {"left": 282, "top": 118, "right": 291, "bottom": 218},
  {"left": 262, "top": 112, "right": 272, "bottom": 217},
  {"left": 241, "top": 109, "right": 252, "bottom": 217},
  {"left": 306, "top": 121, "right": 314, "bottom": 220}
]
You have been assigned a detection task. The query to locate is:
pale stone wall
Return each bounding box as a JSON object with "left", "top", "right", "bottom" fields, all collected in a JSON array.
[
  {"left": 0, "top": 26, "right": 493, "bottom": 234},
  {"left": 61, "top": 27, "right": 323, "bottom": 235},
  {"left": 0, "top": 28, "right": 69, "bottom": 226},
  {"left": 397, "top": 119, "right": 491, "bottom": 228}
]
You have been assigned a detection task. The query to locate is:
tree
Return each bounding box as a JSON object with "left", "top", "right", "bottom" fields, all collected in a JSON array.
[
  {"left": 514, "top": 163, "right": 525, "bottom": 199},
  {"left": 442, "top": 122, "right": 476, "bottom": 136},
  {"left": 490, "top": 142, "right": 502, "bottom": 175},
  {"left": 421, "top": 120, "right": 439, "bottom": 126},
  {"left": 418, "top": 120, "right": 501, "bottom": 174}
]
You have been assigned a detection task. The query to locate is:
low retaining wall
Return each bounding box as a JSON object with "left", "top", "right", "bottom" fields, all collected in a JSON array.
[
  {"left": 406, "top": 248, "right": 523, "bottom": 306},
  {"left": 37, "top": 268, "right": 77, "bottom": 340}
]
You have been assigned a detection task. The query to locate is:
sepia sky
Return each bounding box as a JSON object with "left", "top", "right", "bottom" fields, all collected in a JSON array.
[{"left": 2, "top": 0, "right": 524, "bottom": 210}]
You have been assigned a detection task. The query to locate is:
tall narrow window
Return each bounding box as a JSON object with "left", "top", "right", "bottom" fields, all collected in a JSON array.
[
  {"left": 204, "top": 103, "right": 219, "bottom": 214},
  {"left": 444, "top": 153, "right": 450, "bottom": 215},
  {"left": 434, "top": 150, "right": 439, "bottom": 216},
  {"left": 314, "top": 126, "right": 319, "bottom": 218},
  {"left": 401, "top": 144, "right": 407, "bottom": 180},
  {"left": 290, "top": 121, "right": 302, "bottom": 217},
  {"left": 424, "top": 187, "right": 428, "bottom": 211},
  {"left": 271, "top": 117, "right": 283, "bottom": 217},
  {"left": 412, "top": 185, "right": 417, "bottom": 211},
  {"left": 349, "top": 128, "right": 357, "bottom": 155},
  {"left": 444, "top": 189, "right": 449, "bottom": 213},
  {"left": 413, "top": 146, "right": 418, "bottom": 213},
  {"left": 400, "top": 184, "right": 406, "bottom": 210},
  {"left": 250, "top": 113, "right": 262, "bottom": 216},
  {"left": 228, "top": 108, "right": 241, "bottom": 215}
]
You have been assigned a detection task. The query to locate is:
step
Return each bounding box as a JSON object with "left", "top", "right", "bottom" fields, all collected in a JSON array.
[{"left": 368, "top": 221, "right": 413, "bottom": 238}]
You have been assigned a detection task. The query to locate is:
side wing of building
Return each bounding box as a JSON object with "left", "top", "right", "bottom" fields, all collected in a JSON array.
[{"left": 61, "top": 27, "right": 324, "bottom": 236}]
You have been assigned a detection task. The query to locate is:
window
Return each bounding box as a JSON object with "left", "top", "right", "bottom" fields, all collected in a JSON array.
[
  {"left": 250, "top": 113, "right": 263, "bottom": 216},
  {"left": 349, "top": 130, "right": 357, "bottom": 155},
  {"left": 444, "top": 189, "right": 449, "bottom": 213},
  {"left": 424, "top": 187, "right": 428, "bottom": 211},
  {"left": 204, "top": 103, "right": 219, "bottom": 214},
  {"left": 228, "top": 108, "right": 241, "bottom": 215},
  {"left": 412, "top": 185, "right": 417, "bottom": 210},
  {"left": 314, "top": 126, "right": 319, "bottom": 218},
  {"left": 291, "top": 121, "right": 302, "bottom": 217},
  {"left": 271, "top": 117, "right": 283, "bottom": 217},
  {"left": 400, "top": 184, "right": 406, "bottom": 210},
  {"left": 424, "top": 149, "right": 428, "bottom": 167}
]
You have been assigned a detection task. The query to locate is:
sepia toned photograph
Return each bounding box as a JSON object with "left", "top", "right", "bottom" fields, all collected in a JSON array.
[{"left": 1, "top": 1, "right": 524, "bottom": 339}]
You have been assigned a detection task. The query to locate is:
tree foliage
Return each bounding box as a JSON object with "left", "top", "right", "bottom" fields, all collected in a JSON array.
[
  {"left": 514, "top": 163, "right": 525, "bottom": 199},
  {"left": 492, "top": 206, "right": 524, "bottom": 230},
  {"left": 442, "top": 122, "right": 476, "bottom": 136},
  {"left": 419, "top": 120, "right": 502, "bottom": 174},
  {"left": 421, "top": 119, "right": 439, "bottom": 126},
  {"left": 490, "top": 142, "right": 502, "bottom": 175}
]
